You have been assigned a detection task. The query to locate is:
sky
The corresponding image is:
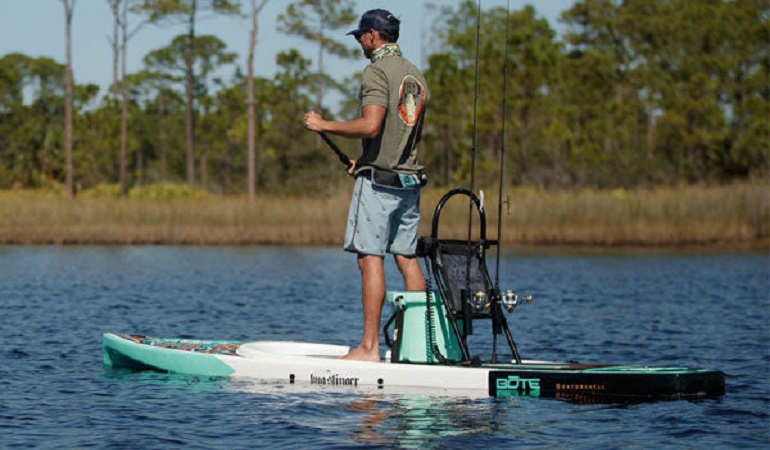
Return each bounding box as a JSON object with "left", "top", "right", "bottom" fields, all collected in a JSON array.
[{"left": 0, "top": 1, "right": 575, "bottom": 99}]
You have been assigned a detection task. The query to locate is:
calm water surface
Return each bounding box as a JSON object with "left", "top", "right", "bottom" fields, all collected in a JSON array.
[{"left": 1, "top": 246, "right": 768, "bottom": 449}]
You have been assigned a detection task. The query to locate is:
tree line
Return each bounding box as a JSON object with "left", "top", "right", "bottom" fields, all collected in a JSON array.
[{"left": 0, "top": 0, "right": 766, "bottom": 196}]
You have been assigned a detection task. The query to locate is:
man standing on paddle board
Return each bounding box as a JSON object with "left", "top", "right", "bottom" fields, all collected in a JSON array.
[{"left": 303, "top": 9, "right": 428, "bottom": 362}]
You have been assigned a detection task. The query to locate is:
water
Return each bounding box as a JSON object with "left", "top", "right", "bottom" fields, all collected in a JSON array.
[{"left": 1, "top": 246, "right": 768, "bottom": 449}]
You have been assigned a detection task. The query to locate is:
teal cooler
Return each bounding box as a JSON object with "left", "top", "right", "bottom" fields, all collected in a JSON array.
[{"left": 385, "top": 291, "right": 463, "bottom": 364}]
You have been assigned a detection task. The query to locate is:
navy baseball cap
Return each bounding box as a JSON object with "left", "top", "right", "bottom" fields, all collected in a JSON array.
[{"left": 346, "top": 9, "right": 399, "bottom": 36}]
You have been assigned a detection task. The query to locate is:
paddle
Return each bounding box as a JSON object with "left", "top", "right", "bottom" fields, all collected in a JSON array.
[{"left": 318, "top": 132, "right": 353, "bottom": 169}]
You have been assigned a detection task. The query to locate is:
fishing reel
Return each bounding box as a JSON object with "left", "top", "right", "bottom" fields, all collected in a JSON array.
[
  {"left": 501, "top": 290, "right": 533, "bottom": 313},
  {"left": 471, "top": 290, "right": 489, "bottom": 314},
  {"left": 470, "top": 289, "right": 533, "bottom": 314}
]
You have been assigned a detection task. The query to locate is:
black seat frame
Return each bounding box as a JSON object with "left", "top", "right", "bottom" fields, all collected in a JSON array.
[{"left": 417, "top": 189, "right": 521, "bottom": 364}]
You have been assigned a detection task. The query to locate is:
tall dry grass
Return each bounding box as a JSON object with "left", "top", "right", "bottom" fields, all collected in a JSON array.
[
  {"left": 494, "top": 183, "right": 768, "bottom": 247},
  {"left": 0, "top": 182, "right": 766, "bottom": 248}
]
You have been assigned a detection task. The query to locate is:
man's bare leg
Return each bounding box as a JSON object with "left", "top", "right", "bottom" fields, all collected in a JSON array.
[
  {"left": 341, "top": 254, "right": 386, "bottom": 362},
  {"left": 394, "top": 254, "right": 425, "bottom": 291}
]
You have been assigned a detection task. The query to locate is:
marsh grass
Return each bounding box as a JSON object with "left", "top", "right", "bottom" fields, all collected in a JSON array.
[{"left": 0, "top": 182, "right": 766, "bottom": 248}]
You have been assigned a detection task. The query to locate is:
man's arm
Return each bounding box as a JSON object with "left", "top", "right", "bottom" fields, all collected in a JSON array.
[{"left": 303, "top": 104, "right": 386, "bottom": 139}]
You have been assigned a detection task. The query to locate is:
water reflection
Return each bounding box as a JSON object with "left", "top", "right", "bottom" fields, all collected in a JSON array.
[
  {"left": 102, "top": 368, "right": 230, "bottom": 392},
  {"left": 346, "top": 395, "right": 391, "bottom": 445},
  {"left": 347, "top": 393, "right": 514, "bottom": 448},
  {"left": 222, "top": 378, "right": 512, "bottom": 447}
]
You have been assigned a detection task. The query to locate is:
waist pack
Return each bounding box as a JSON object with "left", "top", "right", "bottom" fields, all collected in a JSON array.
[{"left": 358, "top": 168, "right": 427, "bottom": 190}]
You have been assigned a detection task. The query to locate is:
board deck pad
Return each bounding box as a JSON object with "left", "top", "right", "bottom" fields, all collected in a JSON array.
[{"left": 119, "top": 334, "right": 242, "bottom": 356}]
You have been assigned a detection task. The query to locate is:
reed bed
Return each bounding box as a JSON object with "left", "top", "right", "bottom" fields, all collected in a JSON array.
[{"left": 0, "top": 182, "right": 766, "bottom": 248}]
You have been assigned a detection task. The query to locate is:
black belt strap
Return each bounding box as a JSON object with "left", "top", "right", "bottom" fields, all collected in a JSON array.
[{"left": 357, "top": 168, "right": 427, "bottom": 189}]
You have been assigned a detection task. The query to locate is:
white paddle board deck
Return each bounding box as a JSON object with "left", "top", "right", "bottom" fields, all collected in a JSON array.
[{"left": 103, "top": 333, "right": 725, "bottom": 402}]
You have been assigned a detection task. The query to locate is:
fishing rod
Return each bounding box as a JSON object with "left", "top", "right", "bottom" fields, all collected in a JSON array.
[
  {"left": 489, "top": 0, "right": 512, "bottom": 364},
  {"left": 494, "top": 0, "right": 511, "bottom": 292},
  {"left": 318, "top": 131, "right": 353, "bottom": 169},
  {"left": 468, "top": 0, "right": 481, "bottom": 201},
  {"left": 463, "top": 0, "right": 483, "bottom": 335}
]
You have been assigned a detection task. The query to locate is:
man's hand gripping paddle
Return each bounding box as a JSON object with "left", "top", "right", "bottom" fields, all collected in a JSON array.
[{"left": 318, "top": 132, "right": 353, "bottom": 170}]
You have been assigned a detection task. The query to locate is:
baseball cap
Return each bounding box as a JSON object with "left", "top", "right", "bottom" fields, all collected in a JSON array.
[{"left": 346, "top": 9, "right": 400, "bottom": 36}]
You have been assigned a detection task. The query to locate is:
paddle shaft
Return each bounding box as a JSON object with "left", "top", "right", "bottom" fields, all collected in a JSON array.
[{"left": 318, "top": 132, "right": 352, "bottom": 169}]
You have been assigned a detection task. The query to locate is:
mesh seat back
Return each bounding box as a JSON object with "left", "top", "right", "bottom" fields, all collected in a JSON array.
[{"left": 435, "top": 240, "right": 492, "bottom": 315}]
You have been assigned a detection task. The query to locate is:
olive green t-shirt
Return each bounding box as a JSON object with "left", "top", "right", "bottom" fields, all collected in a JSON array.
[{"left": 356, "top": 51, "right": 428, "bottom": 175}]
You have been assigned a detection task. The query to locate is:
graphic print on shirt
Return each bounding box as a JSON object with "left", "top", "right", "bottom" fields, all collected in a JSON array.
[{"left": 398, "top": 75, "right": 426, "bottom": 127}]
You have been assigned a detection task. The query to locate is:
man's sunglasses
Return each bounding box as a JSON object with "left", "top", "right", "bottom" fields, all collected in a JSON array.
[{"left": 354, "top": 30, "right": 372, "bottom": 42}]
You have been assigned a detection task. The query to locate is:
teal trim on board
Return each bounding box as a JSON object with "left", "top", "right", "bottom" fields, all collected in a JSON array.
[
  {"left": 102, "top": 333, "right": 235, "bottom": 377},
  {"left": 581, "top": 366, "right": 710, "bottom": 374}
]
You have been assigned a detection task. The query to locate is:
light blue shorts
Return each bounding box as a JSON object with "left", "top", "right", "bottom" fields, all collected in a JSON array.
[{"left": 344, "top": 177, "right": 421, "bottom": 256}]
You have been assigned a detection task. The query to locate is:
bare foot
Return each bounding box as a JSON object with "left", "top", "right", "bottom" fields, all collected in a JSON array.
[{"left": 339, "top": 345, "right": 380, "bottom": 362}]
